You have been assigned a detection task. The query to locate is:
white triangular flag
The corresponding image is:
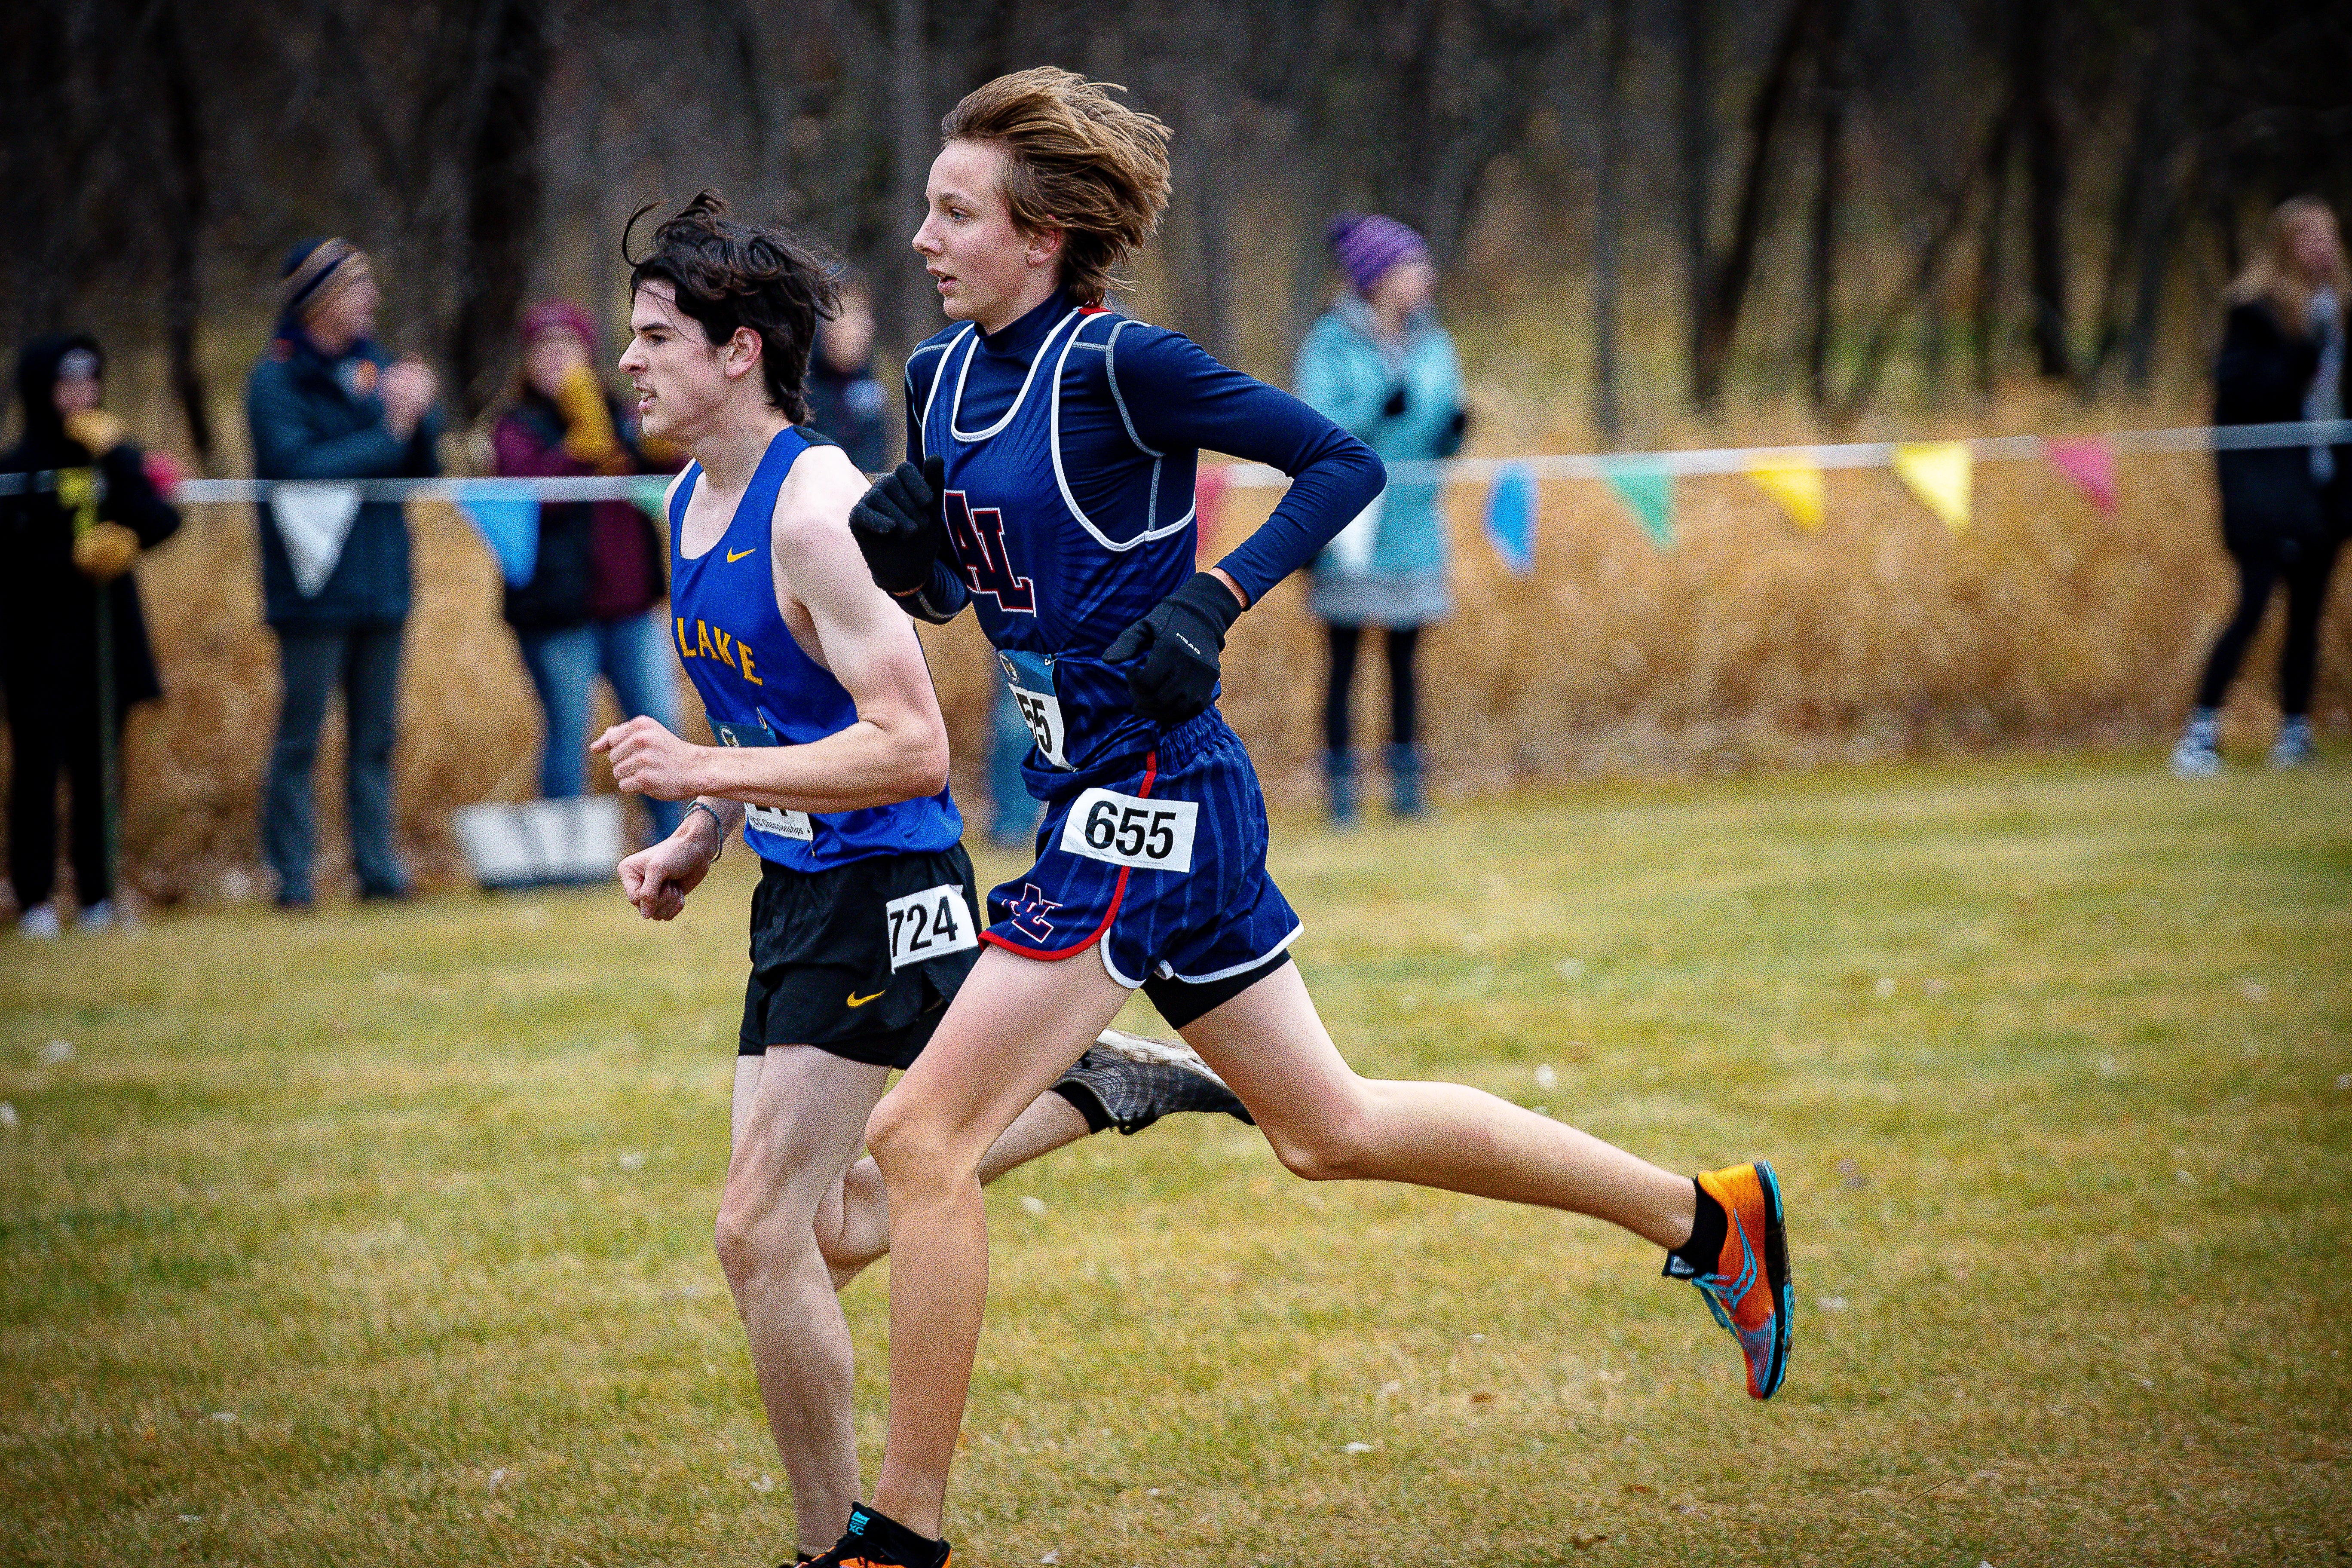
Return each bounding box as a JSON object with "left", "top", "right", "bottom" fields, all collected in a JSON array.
[
  {"left": 270, "top": 484, "right": 364, "bottom": 597},
  {"left": 1323, "top": 487, "right": 1385, "bottom": 575}
]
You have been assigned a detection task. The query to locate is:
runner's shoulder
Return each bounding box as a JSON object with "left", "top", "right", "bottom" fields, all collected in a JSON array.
[{"left": 903, "top": 322, "right": 971, "bottom": 403}]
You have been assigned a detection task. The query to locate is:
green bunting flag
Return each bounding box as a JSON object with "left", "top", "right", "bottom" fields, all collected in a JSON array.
[{"left": 1601, "top": 456, "right": 1675, "bottom": 548}]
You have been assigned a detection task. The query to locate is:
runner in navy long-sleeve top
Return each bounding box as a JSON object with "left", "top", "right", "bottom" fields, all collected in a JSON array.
[{"left": 818, "top": 67, "right": 1794, "bottom": 1568}]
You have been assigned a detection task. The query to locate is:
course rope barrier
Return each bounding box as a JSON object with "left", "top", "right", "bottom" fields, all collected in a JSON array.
[{"left": 2, "top": 419, "right": 2346, "bottom": 503}]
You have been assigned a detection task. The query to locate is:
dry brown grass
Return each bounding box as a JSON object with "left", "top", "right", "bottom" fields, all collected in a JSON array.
[{"left": 6, "top": 384, "right": 2349, "bottom": 906}]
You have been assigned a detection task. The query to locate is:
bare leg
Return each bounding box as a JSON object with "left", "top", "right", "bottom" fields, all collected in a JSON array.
[
  {"left": 821, "top": 1091, "right": 1090, "bottom": 1289},
  {"left": 720, "top": 1047, "right": 892, "bottom": 1559},
  {"left": 1178, "top": 962, "right": 1696, "bottom": 1246},
  {"left": 864, "top": 947, "right": 1133, "bottom": 1537},
  {"left": 861, "top": 948, "right": 1700, "bottom": 1539}
]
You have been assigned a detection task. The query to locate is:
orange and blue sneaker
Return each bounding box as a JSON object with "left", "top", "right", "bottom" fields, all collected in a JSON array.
[{"left": 1664, "top": 1161, "right": 1792, "bottom": 1400}]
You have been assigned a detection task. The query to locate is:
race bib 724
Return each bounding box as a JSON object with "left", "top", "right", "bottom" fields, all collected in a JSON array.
[
  {"left": 885, "top": 883, "right": 980, "bottom": 969},
  {"left": 1057, "top": 788, "right": 1197, "bottom": 873}
]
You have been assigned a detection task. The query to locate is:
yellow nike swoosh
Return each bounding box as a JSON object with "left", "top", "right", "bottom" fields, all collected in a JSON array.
[
  {"left": 726, "top": 547, "right": 757, "bottom": 563},
  {"left": 845, "top": 989, "right": 887, "bottom": 1008}
]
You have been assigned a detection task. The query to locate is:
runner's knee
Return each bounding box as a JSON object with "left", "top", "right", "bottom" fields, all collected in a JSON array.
[
  {"left": 713, "top": 1159, "right": 818, "bottom": 1281},
  {"left": 1262, "top": 1090, "right": 1378, "bottom": 1182},
  {"left": 864, "top": 1086, "right": 979, "bottom": 1192}
]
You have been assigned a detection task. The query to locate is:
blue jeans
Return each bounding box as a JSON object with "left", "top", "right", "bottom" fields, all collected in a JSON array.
[
  {"left": 265, "top": 621, "right": 407, "bottom": 903},
  {"left": 987, "top": 678, "right": 1044, "bottom": 846},
  {"left": 515, "top": 609, "right": 684, "bottom": 841}
]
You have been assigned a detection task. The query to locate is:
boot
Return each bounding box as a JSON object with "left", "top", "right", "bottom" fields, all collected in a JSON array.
[
  {"left": 1387, "top": 742, "right": 1426, "bottom": 817},
  {"left": 1323, "top": 750, "right": 1357, "bottom": 825}
]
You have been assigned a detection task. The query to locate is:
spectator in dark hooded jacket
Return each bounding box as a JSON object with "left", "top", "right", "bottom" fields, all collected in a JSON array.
[
  {"left": 1, "top": 333, "right": 181, "bottom": 936},
  {"left": 245, "top": 238, "right": 442, "bottom": 906}
]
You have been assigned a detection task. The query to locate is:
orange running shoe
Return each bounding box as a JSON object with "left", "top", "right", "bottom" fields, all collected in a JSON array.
[{"left": 1665, "top": 1161, "right": 1792, "bottom": 1399}]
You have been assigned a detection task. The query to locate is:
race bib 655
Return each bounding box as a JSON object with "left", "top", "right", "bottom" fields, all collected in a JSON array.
[{"left": 1058, "top": 789, "right": 1197, "bottom": 873}]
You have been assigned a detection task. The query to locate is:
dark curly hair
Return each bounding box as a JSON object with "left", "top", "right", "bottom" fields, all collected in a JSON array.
[{"left": 624, "top": 190, "right": 839, "bottom": 422}]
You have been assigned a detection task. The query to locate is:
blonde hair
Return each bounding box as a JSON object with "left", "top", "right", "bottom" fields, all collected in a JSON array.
[
  {"left": 2226, "top": 196, "right": 2349, "bottom": 337},
  {"left": 940, "top": 68, "right": 1173, "bottom": 306}
]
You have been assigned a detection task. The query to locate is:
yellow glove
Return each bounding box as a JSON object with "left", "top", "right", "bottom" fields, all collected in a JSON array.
[
  {"left": 74, "top": 521, "right": 140, "bottom": 581},
  {"left": 555, "top": 361, "right": 625, "bottom": 471},
  {"left": 63, "top": 408, "right": 127, "bottom": 456}
]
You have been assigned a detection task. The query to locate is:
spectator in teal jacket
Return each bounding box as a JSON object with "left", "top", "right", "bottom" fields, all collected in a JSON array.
[
  {"left": 245, "top": 238, "right": 442, "bottom": 907},
  {"left": 1293, "top": 213, "right": 1465, "bottom": 822}
]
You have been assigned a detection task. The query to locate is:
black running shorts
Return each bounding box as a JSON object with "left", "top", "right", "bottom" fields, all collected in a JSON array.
[{"left": 738, "top": 845, "right": 983, "bottom": 1069}]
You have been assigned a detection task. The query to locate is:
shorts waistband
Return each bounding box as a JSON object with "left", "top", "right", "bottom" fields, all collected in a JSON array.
[{"left": 1051, "top": 707, "right": 1238, "bottom": 794}]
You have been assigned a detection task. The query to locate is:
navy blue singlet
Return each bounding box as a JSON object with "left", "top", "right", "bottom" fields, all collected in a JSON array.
[{"left": 667, "top": 426, "right": 963, "bottom": 870}]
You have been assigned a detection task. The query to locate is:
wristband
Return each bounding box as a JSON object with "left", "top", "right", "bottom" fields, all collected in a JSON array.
[{"left": 683, "top": 800, "right": 726, "bottom": 862}]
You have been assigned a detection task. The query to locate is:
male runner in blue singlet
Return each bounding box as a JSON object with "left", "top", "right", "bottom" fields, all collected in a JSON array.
[
  {"left": 816, "top": 73, "right": 1793, "bottom": 1568},
  {"left": 586, "top": 192, "right": 1247, "bottom": 1567}
]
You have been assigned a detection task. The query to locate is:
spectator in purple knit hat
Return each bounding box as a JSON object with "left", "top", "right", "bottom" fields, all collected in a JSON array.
[{"left": 1293, "top": 214, "right": 1467, "bottom": 824}]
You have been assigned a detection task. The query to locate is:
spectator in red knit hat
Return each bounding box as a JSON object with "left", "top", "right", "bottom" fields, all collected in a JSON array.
[{"left": 491, "top": 301, "right": 685, "bottom": 842}]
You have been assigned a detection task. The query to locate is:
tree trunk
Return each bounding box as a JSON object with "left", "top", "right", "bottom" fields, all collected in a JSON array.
[
  {"left": 2012, "top": 0, "right": 2070, "bottom": 380},
  {"left": 1804, "top": 0, "right": 1846, "bottom": 408},
  {"left": 153, "top": 0, "right": 213, "bottom": 465},
  {"left": 885, "top": 0, "right": 931, "bottom": 368},
  {"left": 1678, "top": 0, "right": 1714, "bottom": 409},
  {"left": 448, "top": 0, "right": 552, "bottom": 419},
  {"left": 1693, "top": 0, "right": 1817, "bottom": 408},
  {"left": 2125, "top": 0, "right": 2189, "bottom": 390},
  {"left": 1974, "top": 108, "right": 2013, "bottom": 398},
  {"left": 1593, "top": 0, "right": 1628, "bottom": 439},
  {"left": 1180, "top": 75, "right": 1235, "bottom": 362}
]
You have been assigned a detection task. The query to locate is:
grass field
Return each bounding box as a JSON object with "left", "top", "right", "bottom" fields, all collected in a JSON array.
[{"left": 3, "top": 753, "right": 2349, "bottom": 1566}]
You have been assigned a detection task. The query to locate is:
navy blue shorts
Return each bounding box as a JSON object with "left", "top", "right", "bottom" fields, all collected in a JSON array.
[{"left": 983, "top": 711, "right": 1301, "bottom": 990}]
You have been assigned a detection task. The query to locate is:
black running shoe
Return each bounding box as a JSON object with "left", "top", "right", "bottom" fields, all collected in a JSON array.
[
  {"left": 1052, "top": 1029, "right": 1255, "bottom": 1135},
  {"left": 808, "top": 1503, "right": 951, "bottom": 1568}
]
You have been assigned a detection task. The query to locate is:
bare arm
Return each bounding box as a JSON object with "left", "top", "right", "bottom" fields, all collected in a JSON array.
[{"left": 599, "top": 446, "right": 950, "bottom": 815}]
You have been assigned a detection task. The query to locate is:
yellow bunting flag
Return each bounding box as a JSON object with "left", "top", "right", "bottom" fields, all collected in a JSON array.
[
  {"left": 1892, "top": 441, "right": 1972, "bottom": 533},
  {"left": 1746, "top": 460, "right": 1825, "bottom": 532}
]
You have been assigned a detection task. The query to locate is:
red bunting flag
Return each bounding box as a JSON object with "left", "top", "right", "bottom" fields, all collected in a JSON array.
[
  {"left": 1193, "top": 463, "right": 1231, "bottom": 562},
  {"left": 2043, "top": 436, "right": 2116, "bottom": 512}
]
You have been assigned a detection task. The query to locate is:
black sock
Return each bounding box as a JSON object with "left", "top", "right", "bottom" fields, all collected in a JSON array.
[
  {"left": 840, "top": 1502, "right": 946, "bottom": 1567},
  {"left": 1663, "top": 1178, "right": 1726, "bottom": 1280},
  {"left": 1050, "top": 1079, "right": 1115, "bottom": 1134}
]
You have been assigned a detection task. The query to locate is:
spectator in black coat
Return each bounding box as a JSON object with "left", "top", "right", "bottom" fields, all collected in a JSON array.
[
  {"left": 2, "top": 334, "right": 181, "bottom": 935},
  {"left": 245, "top": 239, "right": 442, "bottom": 906},
  {"left": 804, "top": 281, "right": 888, "bottom": 472},
  {"left": 2171, "top": 197, "right": 2349, "bottom": 775}
]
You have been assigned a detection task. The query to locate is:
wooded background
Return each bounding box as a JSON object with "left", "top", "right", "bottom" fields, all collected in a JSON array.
[{"left": 7, "top": 0, "right": 2352, "bottom": 449}]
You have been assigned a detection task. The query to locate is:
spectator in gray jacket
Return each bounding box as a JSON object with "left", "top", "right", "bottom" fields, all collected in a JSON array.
[{"left": 245, "top": 239, "right": 441, "bottom": 906}]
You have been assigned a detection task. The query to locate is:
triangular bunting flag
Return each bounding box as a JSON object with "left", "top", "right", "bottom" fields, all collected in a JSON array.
[
  {"left": 1746, "top": 460, "right": 1825, "bottom": 532},
  {"left": 270, "top": 483, "right": 363, "bottom": 597},
  {"left": 1602, "top": 455, "right": 1675, "bottom": 548},
  {"left": 2043, "top": 436, "right": 2116, "bottom": 512},
  {"left": 1485, "top": 464, "right": 1537, "bottom": 574},
  {"left": 1192, "top": 462, "right": 1230, "bottom": 563},
  {"left": 1892, "top": 441, "right": 1972, "bottom": 532},
  {"left": 459, "top": 481, "right": 541, "bottom": 588}
]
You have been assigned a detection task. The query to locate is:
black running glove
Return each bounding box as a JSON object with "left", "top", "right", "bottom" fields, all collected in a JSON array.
[
  {"left": 1102, "top": 571, "right": 1245, "bottom": 725},
  {"left": 848, "top": 458, "right": 947, "bottom": 596}
]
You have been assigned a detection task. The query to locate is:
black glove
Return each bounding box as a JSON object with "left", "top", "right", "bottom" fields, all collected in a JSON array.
[
  {"left": 1102, "top": 571, "right": 1245, "bottom": 725},
  {"left": 1381, "top": 383, "right": 1410, "bottom": 419},
  {"left": 1435, "top": 404, "right": 1469, "bottom": 458},
  {"left": 848, "top": 458, "right": 946, "bottom": 596}
]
